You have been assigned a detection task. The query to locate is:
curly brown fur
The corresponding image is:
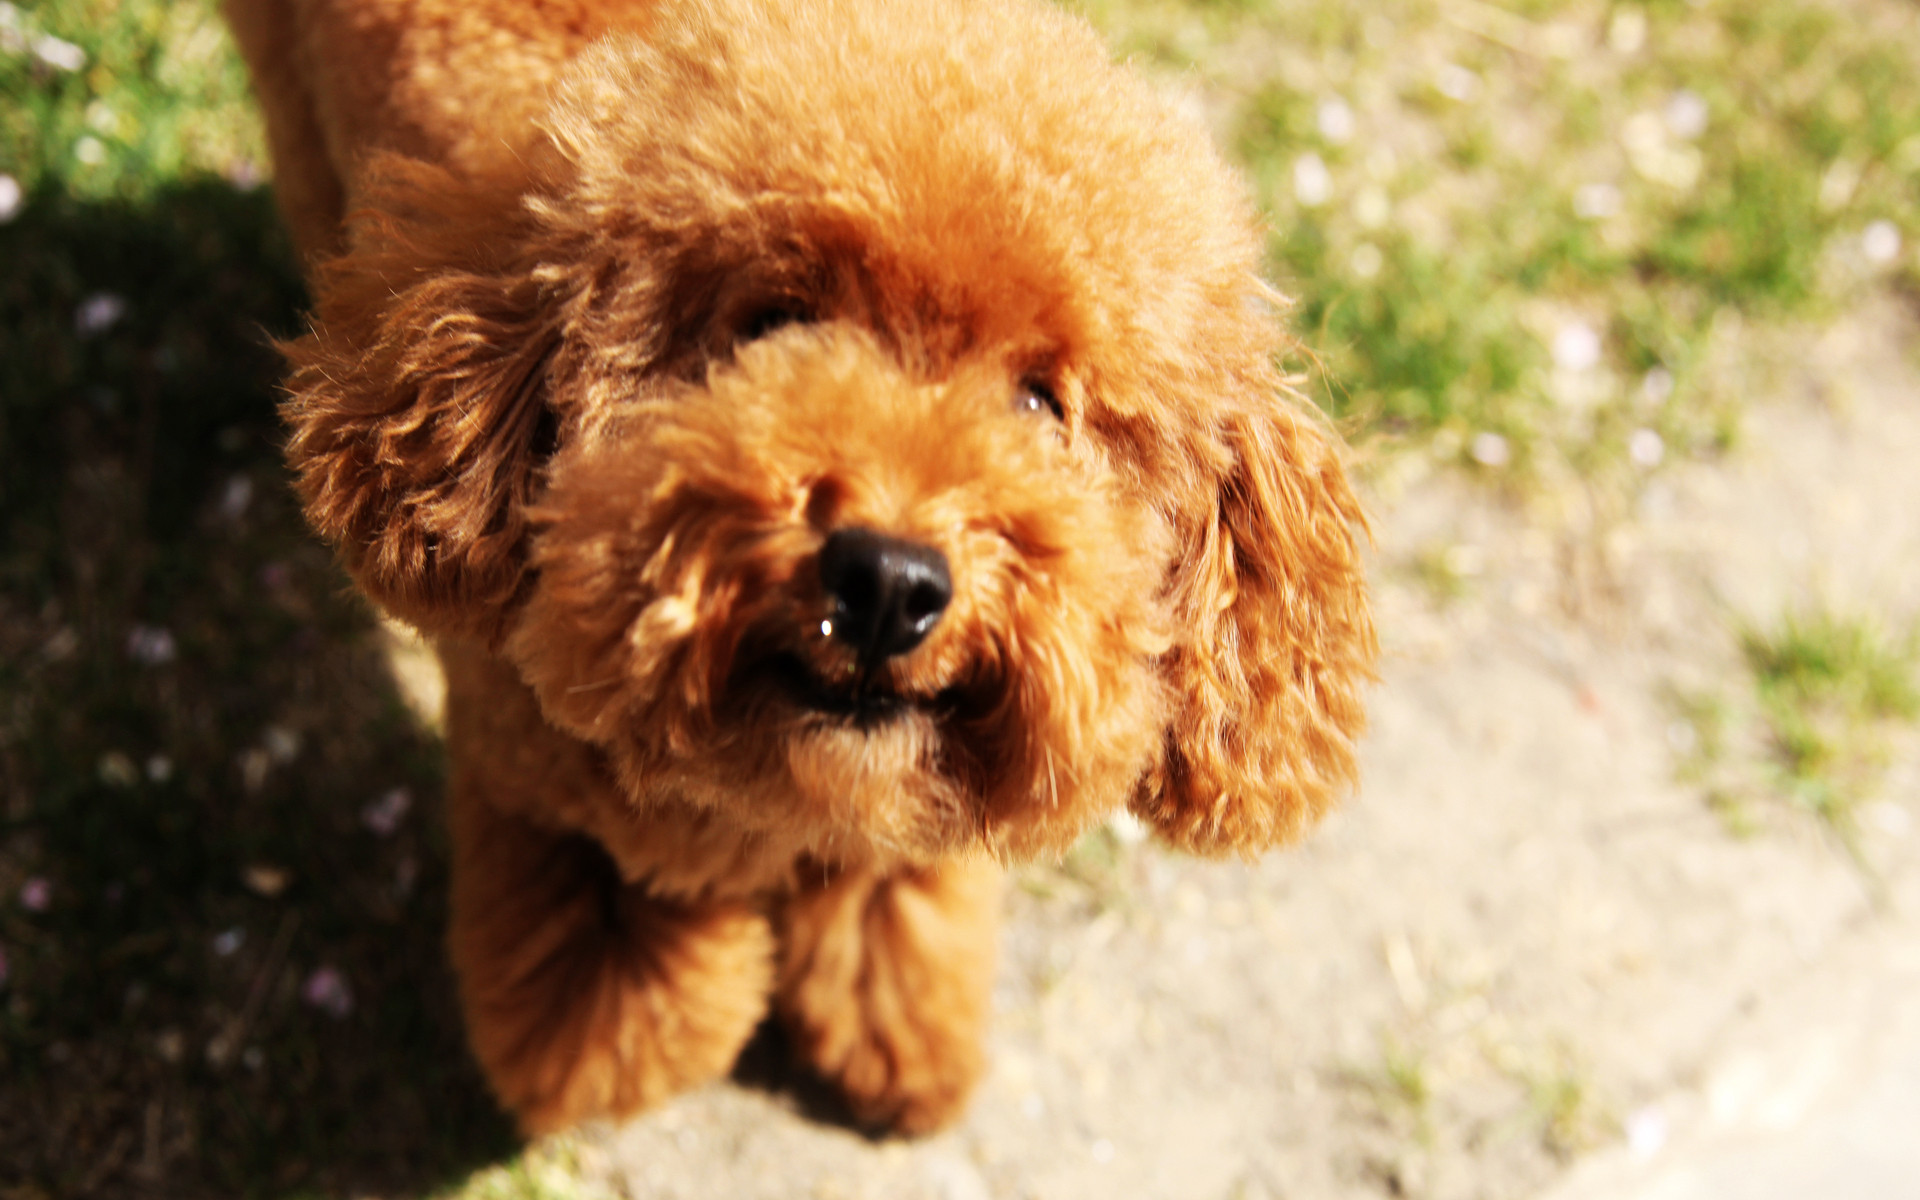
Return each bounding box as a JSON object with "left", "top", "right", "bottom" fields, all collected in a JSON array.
[
  {"left": 228, "top": 0, "right": 1377, "bottom": 1136},
  {"left": 775, "top": 857, "right": 1002, "bottom": 1135}
]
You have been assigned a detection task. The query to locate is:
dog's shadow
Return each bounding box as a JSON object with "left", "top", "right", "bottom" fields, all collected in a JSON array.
[
  {"left": 0, "top": 176, "right": 910, "bottom": 1200},
  {"left": 0, "top": 179, "right": 515, "bottom": 1198}
]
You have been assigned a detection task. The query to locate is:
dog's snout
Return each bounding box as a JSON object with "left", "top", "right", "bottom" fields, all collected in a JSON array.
[{"left": 818, "top": 528, "right": 952, "bottom": 662}]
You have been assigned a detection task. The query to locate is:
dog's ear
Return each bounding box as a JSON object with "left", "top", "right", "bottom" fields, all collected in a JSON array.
[
  {"left": 281, "top": 155, "right": 563, "bottom": 643},
  {"left": 1131, "top": 388, "right": 1377, "bottom": 855}
]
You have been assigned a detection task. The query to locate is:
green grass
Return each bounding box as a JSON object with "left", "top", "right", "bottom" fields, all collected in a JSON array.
[
  {"left": 444, "top": 1141, "right": 606, "bottom": 1200},
  {"left": 1745, "top": 612, "right": 1920, "bottom": 723},
  {"left": 1669, "top": 610, "right": 1920, "bottom": 880},
  {"left": 1078, "top": 0, "right": 1920, "bottom": 483},
  {"left": 0, "top": 0, "right": 262, "bottom": 200},
  {"left": 1743, "top": 610, "right": 1919, "bottom": 842}
]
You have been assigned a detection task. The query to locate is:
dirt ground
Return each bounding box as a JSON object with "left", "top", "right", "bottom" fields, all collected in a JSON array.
[{"left": 487, "top": 301, "right": 1920, "bottom": 1200}]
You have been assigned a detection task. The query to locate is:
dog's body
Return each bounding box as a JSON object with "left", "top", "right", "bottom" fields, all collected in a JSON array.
[{"left": 226, "top": 0, "right": 1375, "bottom": 1135}]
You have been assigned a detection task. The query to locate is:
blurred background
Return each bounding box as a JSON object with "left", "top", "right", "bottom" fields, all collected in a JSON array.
[{"left": 2, "top": 0, "right": 1918, "bottom": 1197}]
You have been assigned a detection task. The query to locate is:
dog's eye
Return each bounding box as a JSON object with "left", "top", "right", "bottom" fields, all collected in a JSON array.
[
  {"left": 531, "top": 405, "right": 560, "bottom": 459},
  {"left": 737, "top": 303, "right": 811, "bottom": 344},
  {"left": 1015, "top": 379, "right": 1064, "bottom": 422}
]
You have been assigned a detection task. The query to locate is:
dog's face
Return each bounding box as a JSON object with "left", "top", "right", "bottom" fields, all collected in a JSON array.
[{"left": 283, "top": 0, "right": 1375, "bottom": 863}]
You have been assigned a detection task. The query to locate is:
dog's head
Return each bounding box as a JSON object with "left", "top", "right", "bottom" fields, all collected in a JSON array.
[{"left": 283, "top": 0, "right": 1375, "bottom": 863}]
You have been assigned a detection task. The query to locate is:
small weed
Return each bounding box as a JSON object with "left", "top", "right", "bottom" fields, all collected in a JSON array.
[
  {"left": 1481, "top": 1038, "right": 1612, "bottom": 1163},
  {"left": 1669, "top": 612, "right": 1919, "bottom": 878},
  {"left": 1523, "top": 1060, "right": 1608, "bottom": 1162},
  {"left": 1649, "top": 610, "right": 1920, "bottom": 894},
  {"left": 1739, "top": 610, "right": 1918, "bottom": 878},
  {"left": 1665, "top": 686, "right": 1730, "bottom": 784},
  {"left": 1406, "top": 543, "right": 1481, "bottom": 607},
  {"left": 1347, "top": 1035, "right": 1434, "bottom": 1145},
  {"left": 1666, "top": 685, "right": 1766, "bottom": 836},
  {"left": 1744, "top": 612, "right": 1920, "bottom": 725},
  {"left": 443, "top": 1140, "right": 606, "bottom": 1200},
  {"left": 1381, "top": 1040, "right": 1431, "bottom": 1118}
]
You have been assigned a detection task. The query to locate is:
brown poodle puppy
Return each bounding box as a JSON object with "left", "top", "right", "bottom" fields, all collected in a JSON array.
[{"left": 226, "top": 0, "right": 1377, "bottom": 1136}]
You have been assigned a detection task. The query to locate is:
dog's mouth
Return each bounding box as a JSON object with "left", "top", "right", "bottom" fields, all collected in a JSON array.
[
  {"left": 738, "top": 650, "right": 981, "bottom": 730},
  {"left": 760, "top": 652, "right": 923, "bottom": 726}
]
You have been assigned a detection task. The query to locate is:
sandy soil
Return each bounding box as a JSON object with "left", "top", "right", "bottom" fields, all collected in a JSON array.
[{"left": 513, "top": 301, "right": 1920, "bottom": 1200}]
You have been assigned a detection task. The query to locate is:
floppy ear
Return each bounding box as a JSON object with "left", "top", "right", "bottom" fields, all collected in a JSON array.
[
  {"left": 1131, "top": 392, "right": 1377, "bottom": 855},
  {"left": 281, "top": 156, "right": 563, "bottom": 643}
]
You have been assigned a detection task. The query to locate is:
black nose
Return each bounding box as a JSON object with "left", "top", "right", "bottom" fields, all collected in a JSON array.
[{"left": 818, "top": 528, "right": 952, "bottom": 663}]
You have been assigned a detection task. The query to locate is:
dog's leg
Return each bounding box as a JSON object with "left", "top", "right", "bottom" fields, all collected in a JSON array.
[
  {"left": 447, "top": 783, "right": 774, "bottom": 1134},
  {"left": 774, "top": 857, "right": 1003, "bottom": 1134},
  {"left": 220, "top": 0, "right": 347, "bottom": 263}
]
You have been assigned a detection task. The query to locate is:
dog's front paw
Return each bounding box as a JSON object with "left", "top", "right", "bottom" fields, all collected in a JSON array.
[
  {"left": 775, "top": 858, "right": 1002, "bottom": 1135},
  {"left": 448, "top": 792, "right": 774, "bottom": 1133}
]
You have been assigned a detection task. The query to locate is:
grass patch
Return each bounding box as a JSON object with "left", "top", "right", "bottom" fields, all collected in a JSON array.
[
  {"left": 1521, "top": 1057, "right": 1609, "bottom": 1162},
  {"left": 0, "top": 0, "right": 262, "bottom": 201},
  {"left": 1281, "top": 224, "right": 1543, "bottom": 446},
  {"left": 1668, "top": 610, "right": 1919, "bottom": 883},
  {"left": 441, "top": 1139, "right": 608, "bottom": 1200},
  {"left": 1076, "top": 0, "right": 1920, "bottom": 488},
  {"left": 1743, "top": 610, "right": 1919, "bottom": 847}
]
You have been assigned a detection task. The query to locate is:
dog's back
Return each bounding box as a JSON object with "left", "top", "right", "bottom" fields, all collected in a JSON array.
[{"left": 224, "top": 0, "right": 656, "bottom": 260}]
